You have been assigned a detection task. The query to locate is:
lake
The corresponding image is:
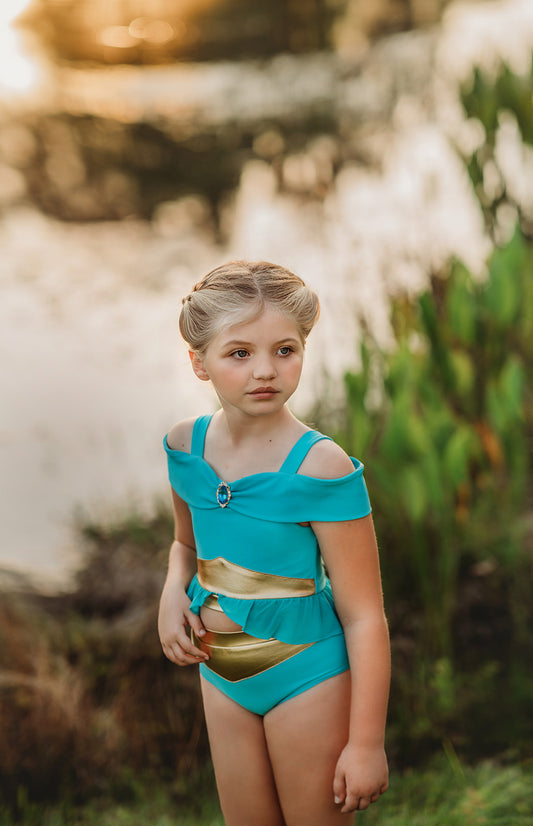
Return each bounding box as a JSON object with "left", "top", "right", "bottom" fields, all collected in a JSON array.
[{"left": 1, "top": 0, "right": 531, "bottom": 586}]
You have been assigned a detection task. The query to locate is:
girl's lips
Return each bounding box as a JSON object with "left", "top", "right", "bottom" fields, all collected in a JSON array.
[{"left": 249, "top": 388, "right": 279, "bottom": 396}]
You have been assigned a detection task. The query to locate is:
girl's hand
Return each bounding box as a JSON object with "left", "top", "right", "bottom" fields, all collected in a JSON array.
[
  {"left": 333, "top": 743, "right": 389, "bottom": 813},
  {"left": 158, "top": 583, "right": 209, "bottom": 666}
]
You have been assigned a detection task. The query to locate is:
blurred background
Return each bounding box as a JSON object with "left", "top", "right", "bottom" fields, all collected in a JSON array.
[{"left": 0, "top": 1, "right": 532, "bottom": 824}]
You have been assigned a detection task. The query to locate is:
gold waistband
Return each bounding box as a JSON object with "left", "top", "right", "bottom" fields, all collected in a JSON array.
[
  {"left": 197, "top": 557, "right": 316, "bottom": 600},
  {"left": 191, "top": 628, "right": 312, "bottom": 682}
]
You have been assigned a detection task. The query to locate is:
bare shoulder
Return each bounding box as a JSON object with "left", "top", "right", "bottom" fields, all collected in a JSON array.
[
  {"left": 166, "top": 417, "right": 197, "bottom": 452},
  {"left": 298, "top": 437, "right": 355, "bottom": 479}
]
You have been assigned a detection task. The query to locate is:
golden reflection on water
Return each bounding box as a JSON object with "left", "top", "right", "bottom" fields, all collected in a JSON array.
[{"left": 0, "top": 0, "right": 219, "bottom": 102}]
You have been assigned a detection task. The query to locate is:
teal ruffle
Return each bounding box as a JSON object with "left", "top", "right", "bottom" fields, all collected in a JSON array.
[{"left": 186, "top": 574, "right": 343, "bottom": 645}]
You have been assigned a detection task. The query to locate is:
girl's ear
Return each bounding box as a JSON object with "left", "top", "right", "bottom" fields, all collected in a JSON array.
[{"left": 189, "top": 350, "right": 210, "bottom": 381}]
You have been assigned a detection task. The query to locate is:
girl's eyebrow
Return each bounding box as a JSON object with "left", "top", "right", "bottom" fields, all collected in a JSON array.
[
  {"left": 274, "top": 338, "right": 300, "bottom": 346},
  {"left": 222, "top": 337, "right": 301, "bottom": 348}
]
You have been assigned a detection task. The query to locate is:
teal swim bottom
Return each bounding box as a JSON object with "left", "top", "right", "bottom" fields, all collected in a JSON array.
[{"left": 195, "top": 628, "right": 350, "bottom": 716}]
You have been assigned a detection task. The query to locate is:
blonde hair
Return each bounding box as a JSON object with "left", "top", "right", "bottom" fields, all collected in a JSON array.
[{"left": 179, "top": 260, "right": 320, "bottom": 354}]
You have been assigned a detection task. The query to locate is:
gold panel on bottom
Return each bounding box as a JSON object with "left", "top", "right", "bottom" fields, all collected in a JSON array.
[{"left": 191, "top": 628, "right": 313, "bottom": 682}]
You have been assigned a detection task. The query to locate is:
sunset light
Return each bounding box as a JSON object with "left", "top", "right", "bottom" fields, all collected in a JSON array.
[{"left": 0, "top": 0, "right": 39, "bottom": 96}]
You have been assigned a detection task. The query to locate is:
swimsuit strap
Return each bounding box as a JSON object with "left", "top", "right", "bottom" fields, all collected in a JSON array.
[
  {"left": 279, "top": 431, "right": 331, "bottom": 474},
  {"left": 191, "top": 413, "right": 214, "bottom": 457}
]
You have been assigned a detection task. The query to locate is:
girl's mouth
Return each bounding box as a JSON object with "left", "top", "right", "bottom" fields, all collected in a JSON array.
[{"left": 249, "top": 387, "right": 279, "bottom": 397}]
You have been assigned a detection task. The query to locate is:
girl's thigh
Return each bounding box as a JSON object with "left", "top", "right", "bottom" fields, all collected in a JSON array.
[
  {"left": 264, "top": 671, "right": 355, "bottom": 826},
  {"left": 200, "top": 674, "right": 285, "bottom": 826}
]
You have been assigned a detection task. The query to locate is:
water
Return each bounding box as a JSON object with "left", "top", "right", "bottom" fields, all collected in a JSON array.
[{"left": 1, "top": 0, "right": 532, "bottom": 586}]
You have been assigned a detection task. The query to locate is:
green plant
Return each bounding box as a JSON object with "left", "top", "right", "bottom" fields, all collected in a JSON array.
[
  {"left": 329, "top": 59, "right": 533, "bottom": 756},
  {"left": 332, "top": 228, "right": 533, "bottom": 757},
  {"left": 342, "top": 227, "right": 531, "bottom": 647}
]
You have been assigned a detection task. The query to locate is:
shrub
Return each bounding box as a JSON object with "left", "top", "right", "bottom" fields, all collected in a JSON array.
[{"left": 0, "top": 507, "right": 210, "bottom": 809}]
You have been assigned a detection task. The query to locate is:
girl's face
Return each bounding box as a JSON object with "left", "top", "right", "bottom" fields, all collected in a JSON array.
[{"left": 190, "top": 305, "right": 305, "bottom": 417}]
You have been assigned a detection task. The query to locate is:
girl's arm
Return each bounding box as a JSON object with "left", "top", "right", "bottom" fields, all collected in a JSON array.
[
  {"left": 158, "top": 487, "right": 209, "bottom": 666},
  {"left": 302, "top": 439, "right": 389, "bottom": 814},
  {"left": 313, "top": 513, "right": 390, "bottom": 813}
]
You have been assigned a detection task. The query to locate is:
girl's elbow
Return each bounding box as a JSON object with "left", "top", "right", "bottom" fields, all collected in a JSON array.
[{"left": 340, "top": 610, "right": 389, "bottom": 635}]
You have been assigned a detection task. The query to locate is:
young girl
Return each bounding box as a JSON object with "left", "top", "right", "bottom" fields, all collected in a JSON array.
[{"left": 158, "top": 260, "right": 390, "bottom": 825}]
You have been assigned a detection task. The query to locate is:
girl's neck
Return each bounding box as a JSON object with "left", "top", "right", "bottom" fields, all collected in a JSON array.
[
  {"left": 213, "top": 406, "right": 300, "bottom": 448},
  {"left": 204, "top": 406, "right": 308, "bottom": 481}
]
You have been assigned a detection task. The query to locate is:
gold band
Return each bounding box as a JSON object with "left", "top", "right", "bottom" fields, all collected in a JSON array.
[
  {"left": 192, "top": 628, "right": 312, "bottom": 682},
  {"left": 197, "top": 557, "right": 316, "bottom": 600}
]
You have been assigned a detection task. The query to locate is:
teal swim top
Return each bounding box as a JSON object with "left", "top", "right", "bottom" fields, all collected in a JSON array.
[{"left": 164, "top": 413, "right": 372, "bottom": 644}]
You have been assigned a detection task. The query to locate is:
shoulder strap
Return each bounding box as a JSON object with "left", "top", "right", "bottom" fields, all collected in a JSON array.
[
  {"left": 190, "top": 414, "right": 214, "bottom": 457},
  {"left": 279, "top": 431, "right": 331, "bottom": 474}
]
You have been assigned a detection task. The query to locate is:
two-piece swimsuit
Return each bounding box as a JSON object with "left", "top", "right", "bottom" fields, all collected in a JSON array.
[{"left": 163, "top": 413, "right": 372, "bottom": 716}]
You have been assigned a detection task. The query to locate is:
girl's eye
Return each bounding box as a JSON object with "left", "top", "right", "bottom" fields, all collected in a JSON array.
[
  {"left": 278, "top": 346, "right": 293, "bottom": 356},
  {"left": 232, "top": 349, "right": 249, "bottom": 359}
]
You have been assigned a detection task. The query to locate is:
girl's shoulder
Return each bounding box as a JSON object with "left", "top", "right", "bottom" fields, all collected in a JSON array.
[
  {"left": 166, "top": 417, "right": 198, "bottom": 453},
  {"left": 298, "top": 436, "right": 355, "bottom": 480}
]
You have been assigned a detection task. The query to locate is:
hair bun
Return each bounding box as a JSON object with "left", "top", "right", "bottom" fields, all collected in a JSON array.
[{"left": 178, "top": 260, "right": 319, "bottom": 354}]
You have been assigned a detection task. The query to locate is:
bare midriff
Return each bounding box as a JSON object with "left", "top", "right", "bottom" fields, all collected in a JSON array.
[
  {"left": 195, "top": 559, "right": 318, "bottom": 634},
  {"left": 200, "top": 600, "right": 243, "bottom": 632}
]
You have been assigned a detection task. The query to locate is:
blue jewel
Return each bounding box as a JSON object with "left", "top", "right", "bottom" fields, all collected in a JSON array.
[{"left": 216, "top": 482, "right": 231, "bottom": 508}]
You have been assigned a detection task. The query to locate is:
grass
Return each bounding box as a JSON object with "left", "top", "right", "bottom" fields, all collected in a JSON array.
[
  {"left": 364, "top": 757, "right": 533, "bottom": 826},
  {"left": 3, "top": 756, "right": 531, "bottom": 826}
]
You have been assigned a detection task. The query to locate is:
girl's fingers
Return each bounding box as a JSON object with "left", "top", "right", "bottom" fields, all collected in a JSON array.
[
  {"left": 180, "top": 626, "right": 209, "bottom": 660},
  {"left": 164, "top": 642, "right": 206, "bottom": 666},
  {"left": 177, "top": 634, "right": 209, "bottom": 661},
  {"left": 341, "top": 792, "right": 359, "bottom": 813},
  {"left": 185, "top": 609, "right": 207, "bottom": 639},
  {"left": 340, "top": 789, "right": 383, "bottom": 813},
  {"left": 161, "top": 627, "right": 209, "bottom": 664},
  {"left": 333, "top": 773, "right": 346, "bottom": 807},
  {"left": 179, "top": 625, "right": 210, "bottom": 660}
]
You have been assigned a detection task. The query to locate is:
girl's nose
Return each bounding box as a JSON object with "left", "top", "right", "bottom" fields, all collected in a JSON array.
[{"left": 253, "top": 355, "right": 276, "bottom": 380}]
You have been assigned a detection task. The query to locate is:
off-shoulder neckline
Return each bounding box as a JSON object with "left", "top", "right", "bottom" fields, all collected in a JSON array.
[{"left": 163, "top": 432, "right": 364, "bottom": 486}]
